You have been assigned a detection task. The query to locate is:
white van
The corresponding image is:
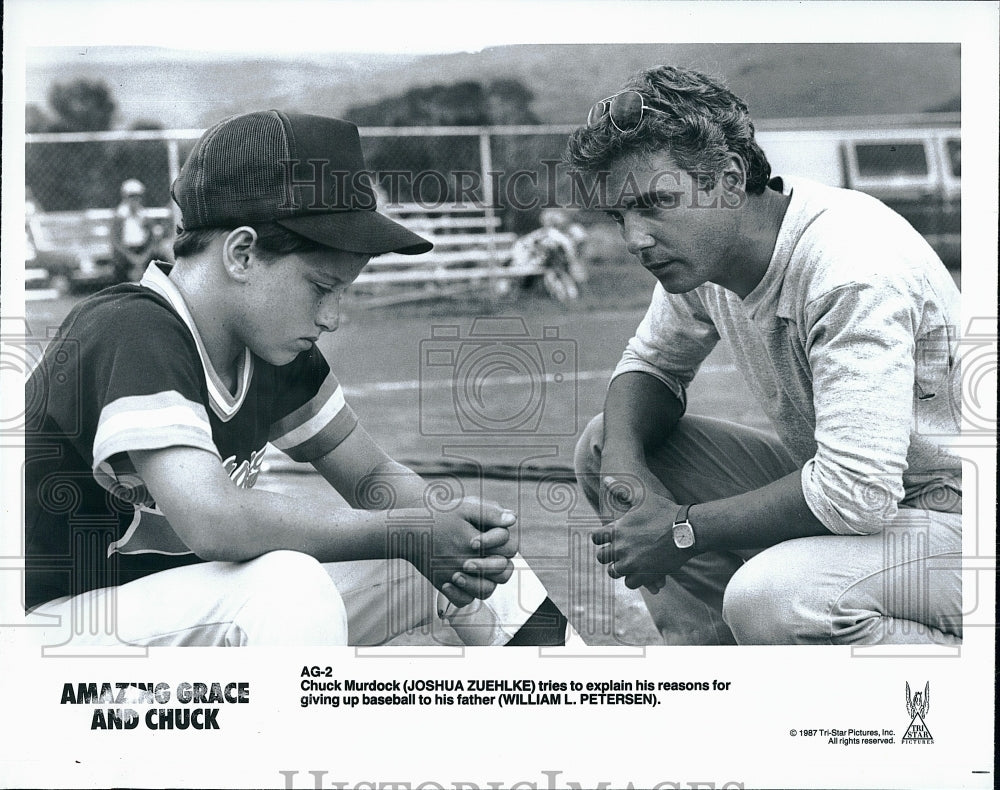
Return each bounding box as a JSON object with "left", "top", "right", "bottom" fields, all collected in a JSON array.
[{"left": 758, "top": 116, "right": 960, "bottom": 265}]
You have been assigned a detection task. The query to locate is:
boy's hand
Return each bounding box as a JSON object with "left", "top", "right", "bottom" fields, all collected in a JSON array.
[
  {"left": 447, "top": 497, "right": 518, "bottom": 591},
  {"left": 447, "top": 522, "right": 516, "bottom": 601},
  {"left": 397, "top": 512, "right": 513, "bottom": 607},
  {"left": 456, "top": 497, "right": 517, "bottom": 535},
  {"left": 442, "top": 554, "right": 515, "bottom": 606}
]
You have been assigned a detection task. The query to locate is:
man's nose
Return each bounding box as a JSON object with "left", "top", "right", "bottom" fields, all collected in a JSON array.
[{"left": 623, "top": 215, "right": 655, "bottom": 255}]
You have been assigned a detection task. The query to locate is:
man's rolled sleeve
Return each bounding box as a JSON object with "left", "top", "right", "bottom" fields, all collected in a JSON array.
[
  {"left": 800, "top": 280, "right": 919, "bottom": 535},
  {"left": 610, "top": 283, "right": 720, "bottom": 408}
]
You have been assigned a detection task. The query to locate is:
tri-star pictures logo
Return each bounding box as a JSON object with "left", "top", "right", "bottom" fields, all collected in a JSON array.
[{"left": 902, "top": 681, "right": 934, "bottom": 744}]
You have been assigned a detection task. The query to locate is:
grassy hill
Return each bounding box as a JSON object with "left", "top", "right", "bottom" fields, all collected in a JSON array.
[
  {"left": 25, "top": 47, "right": 418, "bottom": 130},
  {"left": 354, "top": 43, "right": 961, "bottom": 122},
  {"left": 26, "top": 42, "right": 959, "bottom": 130}
]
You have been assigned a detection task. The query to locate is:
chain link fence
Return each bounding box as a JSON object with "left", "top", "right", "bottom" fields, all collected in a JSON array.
[
  {"left": 23, "top": 124, "right": 586, "bottom": 297},
  {"left": 23, "top": 116, "right": 961, "bottom": 295},
  {"left": 25, "top": 125, "right": 581, "bottom": 234}
]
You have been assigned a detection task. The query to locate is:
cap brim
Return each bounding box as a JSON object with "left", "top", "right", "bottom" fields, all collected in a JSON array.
[{"left": 276, "top": 211, "right": 432, "bottom": 255}]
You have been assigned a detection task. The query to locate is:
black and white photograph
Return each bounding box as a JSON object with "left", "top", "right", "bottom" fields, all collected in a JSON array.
[{"left": 1, "top": 1, "right": 996, "bottom": 788}]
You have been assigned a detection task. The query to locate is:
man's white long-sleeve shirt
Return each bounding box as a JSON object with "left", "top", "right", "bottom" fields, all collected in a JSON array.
[{"left": 613, "top": 177, "right": 962, "bottom": 536}]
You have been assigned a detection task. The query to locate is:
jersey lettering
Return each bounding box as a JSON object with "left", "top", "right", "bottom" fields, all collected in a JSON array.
[{"left": 222, "top": 446, "right": 267, "bottom": 489}]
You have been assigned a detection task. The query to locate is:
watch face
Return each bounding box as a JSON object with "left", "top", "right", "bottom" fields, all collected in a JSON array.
[{"left": 673, "top": 522, "right": 696, "bottom": 549}]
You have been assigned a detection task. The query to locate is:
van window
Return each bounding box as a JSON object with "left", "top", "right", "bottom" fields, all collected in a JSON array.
[
  {"left": 945, "top": 139, "right": 961, "bottom": 177},
  {"left": 854, "top": 143, "right": 929, "bottom": 178}
]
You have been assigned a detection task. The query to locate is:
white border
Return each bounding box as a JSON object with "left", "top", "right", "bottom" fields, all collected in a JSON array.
[{"left": 2, "top": 3, "right": 996, "bottom": 789}]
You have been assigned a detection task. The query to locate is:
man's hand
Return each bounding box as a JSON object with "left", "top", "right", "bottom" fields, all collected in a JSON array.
[
  {"left": 597, "top": 370, "right": 687, "bottom": 593},
  {"left": 596, "top": 465, "right": 671, "bottom": 594},
  {"left": 591, "top": 475, "right": 690, "bottom": 591}
]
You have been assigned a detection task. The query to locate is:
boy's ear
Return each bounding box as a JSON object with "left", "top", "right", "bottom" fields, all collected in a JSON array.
[{"left": 221, "top": 227, "right": 259, "bottom": 282}]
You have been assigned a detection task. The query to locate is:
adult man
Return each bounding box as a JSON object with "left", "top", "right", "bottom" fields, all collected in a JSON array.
[
  {"left": 25, "top": 110, "right": 576, "bottom": 647},
  {"left": 568, "top": 66, "right": 962, "bottom": 645}
]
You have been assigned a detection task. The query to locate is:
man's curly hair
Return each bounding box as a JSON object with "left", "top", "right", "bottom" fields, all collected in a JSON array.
[{"left": 566, "top": 65, "right": 772, "bottom": 194}]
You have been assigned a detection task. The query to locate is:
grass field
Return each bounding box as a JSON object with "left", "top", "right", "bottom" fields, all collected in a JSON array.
[{"left": 22, "top": 263, "right": 767, "bottom": 646}]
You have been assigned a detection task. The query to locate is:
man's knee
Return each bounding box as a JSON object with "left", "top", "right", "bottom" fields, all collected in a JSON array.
[
  {"left": 722, "top": 545, "right": 824, "bottom": 644},
  {"left": 574, "top": 413, "right": 604, "bottom": 506},
  {"left": 574, "top": 413, "right": 604, "bottom": 473}
]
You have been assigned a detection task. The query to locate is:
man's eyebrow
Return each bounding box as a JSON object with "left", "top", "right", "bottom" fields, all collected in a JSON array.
[{"left": 618, "top": 188, "right": 680, "bottom": 209}]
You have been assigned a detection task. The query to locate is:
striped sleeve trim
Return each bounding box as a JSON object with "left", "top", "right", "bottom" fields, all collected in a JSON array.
[
  {"left": 279, "top": 408, "right": 359, "bottom": 462},
  {"left": 269, "top": 372, "right": 341, "bottom": 440},
  {"left": 270, "top": 377, "right": 358, "bottom": 461},
  {"left": 93, "top": 391, "right": 219, "bottom": 483}
]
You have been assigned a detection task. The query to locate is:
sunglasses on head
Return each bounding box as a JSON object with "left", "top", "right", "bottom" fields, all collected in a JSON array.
[{"left": 587, "top": 90, "right": 668, "bottom": 133}]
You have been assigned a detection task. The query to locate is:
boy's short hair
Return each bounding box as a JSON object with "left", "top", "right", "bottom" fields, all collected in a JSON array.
[
  {"left": 567, "top": 65, "right": 772, "bottom": 194},
  {"left": 172, "top": 222, "right": 329, "bottom": 260}
]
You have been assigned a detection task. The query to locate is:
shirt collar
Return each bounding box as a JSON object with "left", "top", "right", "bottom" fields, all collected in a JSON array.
[
  {"left": 741, "top": 177, "right": 798, "bottom": 318},
  {"left": 139, "top": 262, "right": 252, "bottom": 422}
]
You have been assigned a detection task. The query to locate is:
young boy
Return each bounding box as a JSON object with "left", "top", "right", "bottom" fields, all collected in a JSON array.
[{"left": 24, "top": 110, "right": 577, "bottom": 647}]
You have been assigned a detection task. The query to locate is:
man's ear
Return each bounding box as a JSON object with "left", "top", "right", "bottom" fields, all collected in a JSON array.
[
  {"left": 720, "top": 154, "right": 748, "bottom": 193},
  {"left": 221, "top": 226, "right": 259, "bottom": 283}
]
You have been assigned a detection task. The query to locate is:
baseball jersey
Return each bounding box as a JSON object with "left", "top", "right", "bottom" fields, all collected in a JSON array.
[{"left": 24, "top": 262, "right": 359, "bottom": 610}]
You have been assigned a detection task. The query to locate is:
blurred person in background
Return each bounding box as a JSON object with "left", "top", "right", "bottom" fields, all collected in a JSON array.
[
  {"left": 111, "top": 178, "right": 163, "bottom": 283},
  {"left": 507, "top": 207, "right": 589, "bottom": 301},
  {"left": 569, "top": 65, "right": 962, "bottom": 646}
]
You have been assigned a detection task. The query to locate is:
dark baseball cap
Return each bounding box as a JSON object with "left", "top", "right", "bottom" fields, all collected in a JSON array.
[{"left": 171, "top": 110, "right": 432, "bottom": 255}]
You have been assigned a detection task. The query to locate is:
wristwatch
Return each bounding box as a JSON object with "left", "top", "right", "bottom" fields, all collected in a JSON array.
[{"left": 671, "top": 504, "right": 696, "bottom": 549}]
